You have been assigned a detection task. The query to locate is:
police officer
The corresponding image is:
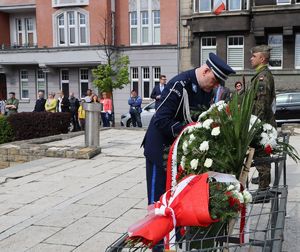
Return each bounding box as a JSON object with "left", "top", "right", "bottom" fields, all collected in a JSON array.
[
  {"left": 250, "top": 45, "right": 276, "bottom": 190},
  {"left": 143, "top": 53, "right": 236, "bottom": 207}
]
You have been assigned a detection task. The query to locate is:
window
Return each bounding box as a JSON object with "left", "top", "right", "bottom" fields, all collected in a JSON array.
[
  {"left": 20, "top": 70, "right": 29, "bottom": 99},
  {"left": 15, "top": 17, "right": 36, "bottom": 47},
  {"left": 295, "top": 34, "right": 300, "bottom": 69},
  {"left": 142, "top": 67, "right": 150, "bottom": 99},
  {"left": 141, "top": 11, "right": 149, "bottom": 44},
  {"left": 56, "top": 10, "right": 88, "bottom": 46},
  {"left": 268, "top": 34, "right": 283, "bottom": 69},
  {"left": 153, "top": 67, "right": 161, "bottom": 86},
  {"left": 229, "top": 0, "right": 241, "bottom": 10},
  {"left": 277, "top": 0, "right": 291, "bottom": 4},
  {"left": 153, "top": 10, "right": 160, "bottom": 44},
  {"left": 201, "top": 37, "right": 217, "bottom": 65},
  {"left": 80, "top": 69, "right": 89, "bottom": 98},
  {"left": 227, "top": 36, "right": 244, "bottom": 70},
  {"left": 131, "top": 67, "right": 139, "bottom": 95},
  {"left": 200, "top": 0, "right": 211, "bottom": 12},
  {"left": 37, "top": 70, "right": 47, "bottom": 97},
  {"left": 130, "top": 12, "right": 138, "bottom": 44},
  {"left": 61, "top": 69, "right": 69, "bottom": 96},
  {"left": 296, "top": 0, "right": 300, "bottom": 3}
]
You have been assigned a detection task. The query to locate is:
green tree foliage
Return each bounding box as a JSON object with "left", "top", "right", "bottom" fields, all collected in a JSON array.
[{"left": 0, "top": 116, "right": 13, "bottom": 144}]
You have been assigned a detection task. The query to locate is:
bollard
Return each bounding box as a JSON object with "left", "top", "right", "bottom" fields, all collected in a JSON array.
[{"left": 83, "top": 102, "right": 102, "bottom": 147}]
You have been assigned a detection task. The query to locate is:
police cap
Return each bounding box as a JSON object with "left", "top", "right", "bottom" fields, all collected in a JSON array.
[
  {"left": 206, "top": 53, "right": 236, "bottom": 82},
  {"left": 251, "top": 45, "right": 272, "bottom": 54}
]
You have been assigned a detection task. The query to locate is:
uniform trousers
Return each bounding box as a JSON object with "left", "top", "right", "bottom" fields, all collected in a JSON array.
[{"left": 257, "top": 163, "right": 271, "bottom": 189}]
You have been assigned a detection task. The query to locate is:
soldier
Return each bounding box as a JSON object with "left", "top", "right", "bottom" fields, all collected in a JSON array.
[{"left": 250, "top": 45, "right": 276, "bottom": 191}]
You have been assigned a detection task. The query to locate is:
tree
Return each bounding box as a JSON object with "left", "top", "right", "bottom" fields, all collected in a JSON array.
[{"left": 92, "top": 12, "right": 130, "bottom": 126}]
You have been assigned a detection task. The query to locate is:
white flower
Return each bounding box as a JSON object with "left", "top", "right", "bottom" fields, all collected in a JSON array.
[
  {"left": 203, "top": 119, "right": 213, "bottom": 129},
  {"left": 182, "top": 140, "right": 189, "bottom": 155},
  {"left": 189, "top": 134, "right": 196, "bottom": 144},
  {"left": 204, "top": 158, "right": 213, "bottom": 168},
  {"left": 243, "top": 190, "right": 252, "bottom": 204},
  {"left": 263, "top": 123, "right": 273, "bottom": 131},
  {"left": 180, "top": 156, "right": 186, "bottom": 169},
  {"left": 198, "top": 111, "right": 207, "bottom": 120},
  {"left": 217, "top": 103, "right": 227, "bottom": 112},
  {"left": 195, "top": 122, "right": 203, "bottom": 129},
  {"left": 190, "top": 159, "right": 199, "bottom": 170},
  {"left": 233, "top": 191, "right": 244, "bottom": 204},
  {"left": 211, "top": 127, "right": 220, "bottom": 136},
  {"left": 215, "top": 100, "right": 225, "bottom": 107},
  {"left": 187, "top": 126, "right": 195, "bottom": 134},
  {"left": 199, "top": 141, "right": 209, "bottom": 152},
  {"left": 234, "top": 183, "right": 241, "bottom": 192},
  {"left": 227, "top": 184, "right": 235, "bottom": 191}
]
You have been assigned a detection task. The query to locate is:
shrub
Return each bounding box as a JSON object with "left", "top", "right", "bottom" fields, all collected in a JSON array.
[
  {"left": 7, "top": 112, "right": 71, "bottom": 141},
  {"left": 0, "top": 115, "right": 13, "bottom": 144}
]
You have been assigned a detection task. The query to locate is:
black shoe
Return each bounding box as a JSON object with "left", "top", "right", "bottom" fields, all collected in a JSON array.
[{"left": 251, "top": 177, "right": 259, "bottom": 184}]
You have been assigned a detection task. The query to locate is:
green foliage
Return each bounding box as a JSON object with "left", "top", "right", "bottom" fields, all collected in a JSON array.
[
  {"left": 92, "top": 54, "right": 130, "bottom": 93},
  {"left": 0, "top": 115, "right": 13, "bottom": 144}
]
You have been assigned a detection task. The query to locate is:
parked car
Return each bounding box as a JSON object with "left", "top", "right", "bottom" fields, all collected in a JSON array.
[
  {"left": 275, "top": 91, "right": 300, "bottom": 125},
  {"left": 121, "top": 101, "right": 156, "bottom": 127}
]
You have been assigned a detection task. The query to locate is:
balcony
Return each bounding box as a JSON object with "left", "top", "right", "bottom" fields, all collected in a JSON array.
[{"left": 52, "top": 0, "right": 89, "bottom": 8}]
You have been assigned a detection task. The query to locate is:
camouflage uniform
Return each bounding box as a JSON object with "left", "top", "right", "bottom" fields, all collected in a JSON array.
[{"left": 251, "top": 64, "right": 276, "bottom": 189}]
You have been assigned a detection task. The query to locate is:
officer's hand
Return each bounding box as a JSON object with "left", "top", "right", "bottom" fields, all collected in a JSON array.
[{"left": 156, "top": 95, "right": 161, "bottom": 100}]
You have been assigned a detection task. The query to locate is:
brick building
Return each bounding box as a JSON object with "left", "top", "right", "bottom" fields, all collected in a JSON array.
[
  {"left": 0, "top": 0, "right": 179, "bottom": 119},
  {"left": 179, "top": 0, "right": 300, "bottom": 91}
]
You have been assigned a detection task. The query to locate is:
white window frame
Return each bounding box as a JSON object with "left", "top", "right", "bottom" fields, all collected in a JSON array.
[
  {"left": 276, "top": 0, "right": 291, "bottom": 5},
  {"left": 60, "top": 69, "right": 69, "bottom": 96},
  {"left": 36, "top": 69, "right": 47, "bottom": 98},
  {"left": 229, "top": 0, "right": 242, "bottom": 11},
  {"left": 12, "top": 16, "right": 37, "bottom": 47},
  {"left": 295, "top": 34, "right": 300, "bottom": 69},
  {"left": 141, "top": 11, "right": 150, "bottom": 45},
  {"left": 153, "top": 67, "right": 161, "bottom": 86},
  {"left": 131, "top": 67, "right": 139, "bottom": 95},
  {"left": 227, "top": 36, "right": 244, "bottom": 70},
  {"left": 198, "top": 0, "right": 212, "bottom": 13},
  {"left": 130, "top": 11, "right": 138, "bottom": 45},
  {"left": 54, "top": 8, "right": 89, "bottom": 47},
  {"left": 201, "top": 37, "right": 217, "bottom": 65},
  {"left": 268, "top": 34, "right": 283, "bottom": 70},
  {"left": 152, "top": 10, "right": 160, "bottom": 45},
  {"left": 142, "top": 67, "right": 150, "bottom": 99},
  {"left": 79, "top": 68, "right": 89, "bottom": 98},
  {"left": 20, "top": 69, "right": 29, "bottom": 99}
]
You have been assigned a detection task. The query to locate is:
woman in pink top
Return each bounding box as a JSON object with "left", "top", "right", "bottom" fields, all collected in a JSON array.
[{"left": 100, "top": 92, "right": 112, "bottom": 127}]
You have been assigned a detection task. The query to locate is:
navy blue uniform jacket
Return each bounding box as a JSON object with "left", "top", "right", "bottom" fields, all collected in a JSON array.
[{"left": 143, "top": 69, "right": 213, "bottom": 168}]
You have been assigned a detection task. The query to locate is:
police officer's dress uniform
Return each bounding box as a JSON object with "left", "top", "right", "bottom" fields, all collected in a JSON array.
[{"left": 143, "top": 53, "right": 236, "bottom": 206}]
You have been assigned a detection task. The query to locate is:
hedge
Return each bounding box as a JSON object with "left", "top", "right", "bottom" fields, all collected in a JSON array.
[
  {"left": 0, "top": 115, "right": 13, "bottom": 144},
  {"left": 7, "top": 112, "right": 71, "bottom": 141}
]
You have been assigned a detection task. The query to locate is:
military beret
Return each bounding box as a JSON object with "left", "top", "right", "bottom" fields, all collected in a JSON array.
[
  {"left": 251, "top": 45, "right": 272, "bottom": 54},
  {"left": 9, "top": 92, "right": 15, "bottom": 95},
  {"left": 206, "top": 53, "right": 236, "bottom": 82}
]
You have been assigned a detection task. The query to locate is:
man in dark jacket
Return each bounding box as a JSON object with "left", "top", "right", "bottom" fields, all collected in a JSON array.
[
  {"left": 150, "top": 75, "right": 167, "bottom": 109},
  {"left": 33, "top": 91, "right": 46, "bottom": 112},
  {"left": 57, "top": 91, "right": 70, "bottom": 113},
  {"left": 69, "top": 92, "right": 80, "bottom": 131}
]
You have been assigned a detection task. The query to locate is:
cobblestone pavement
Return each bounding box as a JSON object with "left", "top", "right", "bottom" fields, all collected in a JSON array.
[{"left": 0, "top": 128, "right": 299, "bottom": 252}]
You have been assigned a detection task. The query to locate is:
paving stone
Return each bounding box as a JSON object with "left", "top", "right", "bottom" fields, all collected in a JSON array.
[
  {"left": 26, "top": 243, "right": 76, "bottom": 252},
  {"left": 0, "top": 215, "right": 30, "bottom": 234},
  {"left": 45, "top": 216, "right": 113, "bottom": 246},
  {"left": 73, "top": 231, "right": 121, "bottom": 252},
  {"left": 35, "top": 204, "right": 97, "bottom": 227},
  {"left": 118, "top": 182, "right": 147, "bottom": 199},
  {"left": 0, "top": 201, "right": 24, "bottom": 215},
  {"left": 0, "top": 225, "right": 61, "bottom": 252}
]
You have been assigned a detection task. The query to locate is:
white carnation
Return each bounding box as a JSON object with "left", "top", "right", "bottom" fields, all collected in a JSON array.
[
  {"left": 190, "top": 159, "right": 199, "bottom": 170},
  {"left": 243, "top": 190, "right": 252, "bottom": 204},
  {"left": 187, "top": 126, "right": 195, "bottom": 134},
  {"left": 189, "top": 134, "right": 196, "bottom": 144},
  {"left": 203, "top": 119, "right": 213, "bottom": 129},
  {"left": 182, "top": 140, "right": 189, "bottom": 155},
  {"left": 263, "top": 123, "right": 273, "bottom": 131},
  {"left": 180, "top": 156, "right": 186, "bottom": 169},
  {"left": 199, "top": 141, "right": 209, "bottom": 152},
  {"left": 211, "top": 127, "right": 220, "bottom": 136},
  {"left": 227, "top": 184, "right": 235, "bottom": 191},
  {"left": 215, "top": 100, "right": 225, "bottom": 107},
  {"left": 217, "top": 103, "right": 227, "bottom": 112},
  {"left": 233, "top": 191, "right": 244, "bottom": 204},
  {"left": 204, "top": 158, "right": 213, "bottom": 168}
]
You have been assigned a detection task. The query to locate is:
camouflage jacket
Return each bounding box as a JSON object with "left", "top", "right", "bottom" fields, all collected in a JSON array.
[{"left": 251, "top": 65, "right": 276, "bottom": 127}]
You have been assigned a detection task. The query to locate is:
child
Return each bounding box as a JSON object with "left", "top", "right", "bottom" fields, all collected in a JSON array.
[{"left": 78, "top": 99, "right": 86, "bottom": 130}]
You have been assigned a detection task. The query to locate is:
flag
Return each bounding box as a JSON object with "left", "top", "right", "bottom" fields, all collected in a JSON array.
[{"left": 213, "top": 0, "right": 226, "bottom": 15}]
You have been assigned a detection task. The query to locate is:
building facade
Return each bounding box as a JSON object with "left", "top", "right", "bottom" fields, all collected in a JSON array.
[
  {"left": 180, "top": 0, "right": 300, "bottom": 91},
  {"left": 0, "top": 0, "right": 179, "bottom": 120}
]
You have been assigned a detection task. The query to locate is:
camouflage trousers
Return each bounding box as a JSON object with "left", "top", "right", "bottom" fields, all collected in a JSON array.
[{"left": 256, "top": 163, "right": 271, "bottom": 189}]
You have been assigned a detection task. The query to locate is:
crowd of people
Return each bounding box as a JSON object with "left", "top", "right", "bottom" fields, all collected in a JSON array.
[{"left": 0, "top": 89, "right": 113, "bottom": 130}]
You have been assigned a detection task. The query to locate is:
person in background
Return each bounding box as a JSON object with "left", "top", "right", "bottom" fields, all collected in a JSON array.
[
  {"left": 33, "top": 91, "right": 46, "bottom": 112},
  {"left": 100, "top": 92, "right": 112, "bottom": 127},
  {"left": 57, "top": 91, "right": 70, "bottom": 112},
  {"left": 45, "top": 92, "right": 57, "bottom": 113},
  {"left": 212, "top": 82, "right": 231, "bottom": 103},
  {"left": 5, "top": 92, "right": 19, "bottom": 116},
  {"left": 234, "top": 81, "right": 244, "bottom": 95},
  {"left": 78, "top": 99, "right": 86, "bottom": 131},
  {"left": 0, "top": 98, "right": 6, "bottom": 115},
  {"left": 150, "top": 75, "right": 167, "bottom": 109},
  {"left": 84, "top": 89, "right": 93, "bottom": 103},
  {"left": 91, "top": 94, "right": 100, "bottom": 103},
  {"left": 128, "top": 90, "right": 142, "bottom": 128},
  {"left": 69, "top": 92, "right": 80, "bottom": 131}
]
